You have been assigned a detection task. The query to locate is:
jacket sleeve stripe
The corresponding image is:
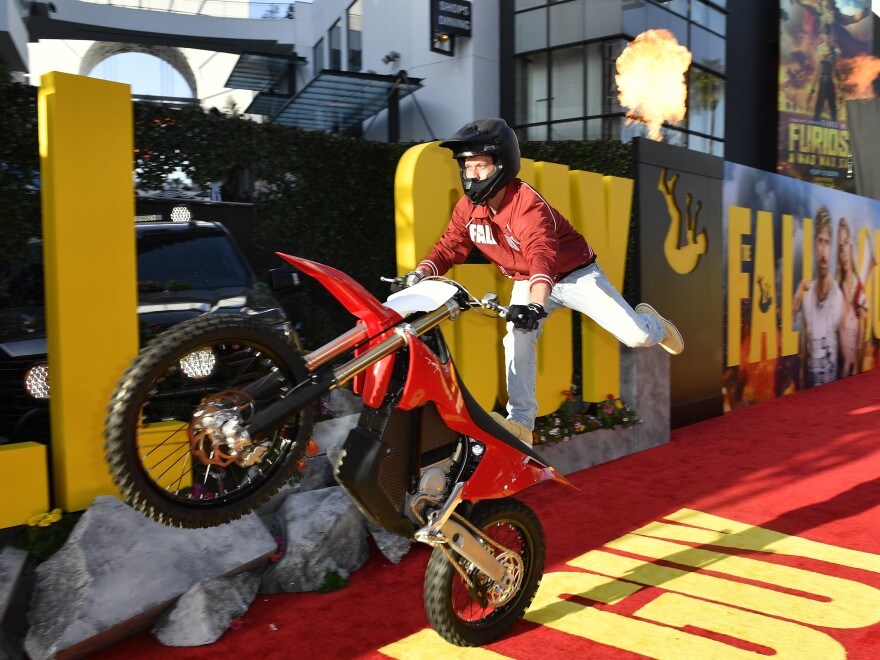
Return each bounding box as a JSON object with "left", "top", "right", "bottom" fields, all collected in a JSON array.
[
  {"left": 530, "top": 273, "right": 554, "bottom": 289},
  {"left": 419, "top": 260, "right": 440, "bottom": 277}
]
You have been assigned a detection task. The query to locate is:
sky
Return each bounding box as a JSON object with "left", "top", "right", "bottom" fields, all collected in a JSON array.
[{"left": 91, "top": 52, "right": 192, "bottom": 99}]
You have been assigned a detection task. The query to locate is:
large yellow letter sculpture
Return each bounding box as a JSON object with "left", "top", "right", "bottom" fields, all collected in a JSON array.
[
  {"left": 394, "top": 142, "right": 634, "bottom": 412},
  {"left": 39, "top": 73, "right": 138, "bottom": 512}
]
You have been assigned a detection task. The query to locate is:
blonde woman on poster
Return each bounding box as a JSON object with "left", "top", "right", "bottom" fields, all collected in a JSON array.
[{"left": 836, "top": 217, "right": 862, "bottom": 377}]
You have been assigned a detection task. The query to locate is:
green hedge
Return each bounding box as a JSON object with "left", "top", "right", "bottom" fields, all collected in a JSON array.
[{"left": 0, "top": 72, "right": 632, "bottom": 345}]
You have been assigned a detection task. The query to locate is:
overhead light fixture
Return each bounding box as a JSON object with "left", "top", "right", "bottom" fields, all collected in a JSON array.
[{"left": 431, "top": 33, "right": 455, "bottom": 56}]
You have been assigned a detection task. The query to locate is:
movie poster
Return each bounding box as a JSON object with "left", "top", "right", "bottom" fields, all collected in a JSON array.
[
  {"left": 723, "top": 162, "right": 879, "bottom": 410},
  {"left": 777, "top": 0, "right": 873, "bottom": 192}
]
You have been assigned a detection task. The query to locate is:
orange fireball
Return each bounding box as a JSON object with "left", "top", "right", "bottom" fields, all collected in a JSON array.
[
  {"left": 616, "top": 29, "right": 692, "bottom": 141},
  {"left": 838, "top": 54, "right": 880, "bottom": 100}
]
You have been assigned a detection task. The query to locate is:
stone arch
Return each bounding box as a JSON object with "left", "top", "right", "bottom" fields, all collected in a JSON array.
[{"left": 79, "top": 43, "right": 198, "bottom": 98}]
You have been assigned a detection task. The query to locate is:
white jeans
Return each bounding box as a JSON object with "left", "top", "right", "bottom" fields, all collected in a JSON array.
[{"left": 502, "top": 262, "right": 665, "bottom": 429}]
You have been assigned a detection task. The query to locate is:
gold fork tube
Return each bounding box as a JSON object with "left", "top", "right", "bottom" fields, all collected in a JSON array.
[
  {"left": 304, "top": 325, "right": 369, "bottom": 371},
  {"left": 330, "top": 301, "right": 459, "bottom": 386}
]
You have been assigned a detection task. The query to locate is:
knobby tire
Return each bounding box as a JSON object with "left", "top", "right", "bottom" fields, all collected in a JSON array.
[
  {"left": 103, "top": 314, "right": 315, "bottom": 528},
  {"left": 423, "top": 498, "right": 546, "bottom": 646}
]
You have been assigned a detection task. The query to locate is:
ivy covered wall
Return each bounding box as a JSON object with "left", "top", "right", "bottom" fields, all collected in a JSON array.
[{"left": 0, "top": 72, "right": 633, "bottom": 346}]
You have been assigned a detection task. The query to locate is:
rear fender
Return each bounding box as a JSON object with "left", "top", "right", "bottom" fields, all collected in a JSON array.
[{"left": 460, "top": 442, "right": 576, "bottom": 501}]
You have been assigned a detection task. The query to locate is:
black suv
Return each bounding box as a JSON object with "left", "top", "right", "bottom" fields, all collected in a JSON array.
[{"left": 0, "top": 220, "right": 298, "bottom": 445}]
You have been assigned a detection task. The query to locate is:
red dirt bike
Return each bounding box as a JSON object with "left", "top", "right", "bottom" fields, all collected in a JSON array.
[{"left": 103, "top": 254, "right": 573, "bottom": 646}]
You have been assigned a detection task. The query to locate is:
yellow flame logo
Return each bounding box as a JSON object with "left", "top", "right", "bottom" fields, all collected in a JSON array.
[{"left": 658, "top": 168, "right": 707, "bottom": 275}]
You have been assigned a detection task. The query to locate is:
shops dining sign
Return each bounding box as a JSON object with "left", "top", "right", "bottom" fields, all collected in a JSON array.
[{"left": 431, "top": 0, "right": 472, "bottom": 38}]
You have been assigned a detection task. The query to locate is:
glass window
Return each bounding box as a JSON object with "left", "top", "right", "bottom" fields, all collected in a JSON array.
[
  {"left": 663, "top": 127, "right": 687, "bottom": 148},
  {"left": 709, "top": 7, "right": 725, "bottom": 35},
  {"left": 611, "top": 116, "right": 630, "bottom": 142},
  {"left": 688, "top": 68, "right": 725, "bottom": 138},
  {"left": 329, "top": 19, "right": 342, "bottom": 70},
  {"left": 657, "top": 0, "right": 689, "bottom": 18},
  {"left": 516, "top": 51, "right": 549, "bottom": 125},
  {"left": 688, "top": 134, "right": 710, "bottom": 154},
  {"left": 691, "top": 24, "right": 726, "bottom": 72},
  {"left": 550, "top": 120, "right": 584, "bottom": 140},
  {"left": 585, "top": 117, "right": 606, "bottom": 140},
  {"left": 515, "top": 0, "right": 546, "bottom": 10},
  {"left": 137, "top": 230, "right": 253, "bottom": 290},
  {"left": 550, "top": 0, "right": 584, "bottom": 47},
  {"left": 622, "top": 4, "right": 687, "bottom": 45},
  {"left": 509, "top": 0, "right": 728, "bottom": 148},
  {"left": 515, "top": 8, "right": 547, "bottom": 52},
  {"left": 692, "top": 1, "right": 726, "bottom": 35},
  {"left": 522, "top": 124, "right": 549, "bottom": 140},
  {"left": 347, "top": 1, "right": 362, "bottom": 72},
  {"left": 313, "top": 38, "right": 324, "bottom": 76},
  {"left": 586, "top": 40, "right": 621, "bottom": 117},
  {"left": 584, "top": 0, "right": 621, "bottom": 40},
  {"left": 552, "top": 46, "right": 584, "bottom": 120}
]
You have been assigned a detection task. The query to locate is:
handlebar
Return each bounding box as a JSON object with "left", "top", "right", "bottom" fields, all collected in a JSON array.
[
  {"left": 476, "top": 292, "right": 508, "bottom": 318},
  {"left": 381, "top": 276, "right": 508, "bottom": 318}
]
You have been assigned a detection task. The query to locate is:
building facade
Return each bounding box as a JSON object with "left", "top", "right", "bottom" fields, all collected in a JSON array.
[
  {"left": 500, "top": 0, "right": 726, "bottom": 157},
  {"left": 4, "top": 0, "right": 731, "bottom": 158}
]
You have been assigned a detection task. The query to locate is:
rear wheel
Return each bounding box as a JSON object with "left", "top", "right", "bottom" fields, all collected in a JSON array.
[
  {"left": 423, "top": 498, "right": 545, "bottom": 646},
  {"left": 103, "top": 314, "right": 315, "bottom": 528}
]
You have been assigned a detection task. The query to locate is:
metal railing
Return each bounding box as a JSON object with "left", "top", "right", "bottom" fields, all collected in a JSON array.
[{"left": 76, "top": 0, "right": 299, "bottom": 19}]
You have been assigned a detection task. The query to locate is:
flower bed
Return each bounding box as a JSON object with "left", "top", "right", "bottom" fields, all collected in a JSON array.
[
  {"left": 528, "top": 388, "right": 665, "bottom": 475},
  {"left": 532, "top": 390, "right": 640, "bottom": 449},
  {"left": 536, "top": 424, "right": 643, "bottom": 475}
]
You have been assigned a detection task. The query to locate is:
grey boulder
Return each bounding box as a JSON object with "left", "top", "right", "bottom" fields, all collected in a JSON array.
[
  {"left": 23, "top": 496, "right": 274, "bottom": 659},
  {"left": 151, "top": 570, "right": 261, "bottom": 647},
  {"left": 260, "top": 486, "right": 368, "bottom": 594}
]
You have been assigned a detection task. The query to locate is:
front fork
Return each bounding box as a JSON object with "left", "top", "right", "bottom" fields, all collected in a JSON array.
[{"left": 413, "top": 483, "right": 509, "bottom": 587}]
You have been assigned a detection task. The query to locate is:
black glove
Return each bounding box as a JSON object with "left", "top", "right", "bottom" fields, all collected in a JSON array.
[
  {"left": 389, "top": 270, "right": 423, "bottom": 293},
  {"left": 507, "top": 303, "right": 547, "bottom": 331}
]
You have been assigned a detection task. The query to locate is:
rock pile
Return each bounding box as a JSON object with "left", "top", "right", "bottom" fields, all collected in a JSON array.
[{"left": 22, "top": 399, "right": 414, "bottom": 657}]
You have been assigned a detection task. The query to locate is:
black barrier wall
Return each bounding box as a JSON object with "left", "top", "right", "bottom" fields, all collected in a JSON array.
[{"left": 634, "top": 138, "right": 725, "bottom": 428}]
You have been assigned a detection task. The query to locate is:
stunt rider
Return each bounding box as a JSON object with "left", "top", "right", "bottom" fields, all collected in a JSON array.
[{"left": 402, "top": 118, "right": 683, "bottom": 444}]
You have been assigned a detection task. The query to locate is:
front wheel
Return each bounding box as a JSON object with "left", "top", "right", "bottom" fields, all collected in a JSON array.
[
  {"left": 423, "top": 498, "right": 545, "bottom": 646},
  {"left": 103, "top": 314, "right": 315, "bottom": 528}
]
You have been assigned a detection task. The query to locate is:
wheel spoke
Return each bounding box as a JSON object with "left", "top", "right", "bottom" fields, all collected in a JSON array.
[{"left": 424, "top": 500, "right": 545, "bottom": 646}]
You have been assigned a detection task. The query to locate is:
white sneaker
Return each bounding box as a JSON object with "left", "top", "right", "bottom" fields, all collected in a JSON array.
[
  {"left": 489, "top": 412, "right": 533, "bottom": 446},
  {"left": 636, "top": 303, "right": 684, "bottom": 355}
]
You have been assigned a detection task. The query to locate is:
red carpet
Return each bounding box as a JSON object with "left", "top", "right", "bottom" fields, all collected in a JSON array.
[{"left": 95, "top": 369, "right": 880, "bottom": 659}]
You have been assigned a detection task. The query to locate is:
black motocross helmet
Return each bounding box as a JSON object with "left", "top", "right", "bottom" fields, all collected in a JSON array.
[{"left": 439, "top": 118, "right": 521, "bottom": 206}]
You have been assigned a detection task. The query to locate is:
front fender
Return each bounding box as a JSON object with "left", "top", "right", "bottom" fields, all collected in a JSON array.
[{"left": 276, "top": 253, "right": 402, "bottom": 335}]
